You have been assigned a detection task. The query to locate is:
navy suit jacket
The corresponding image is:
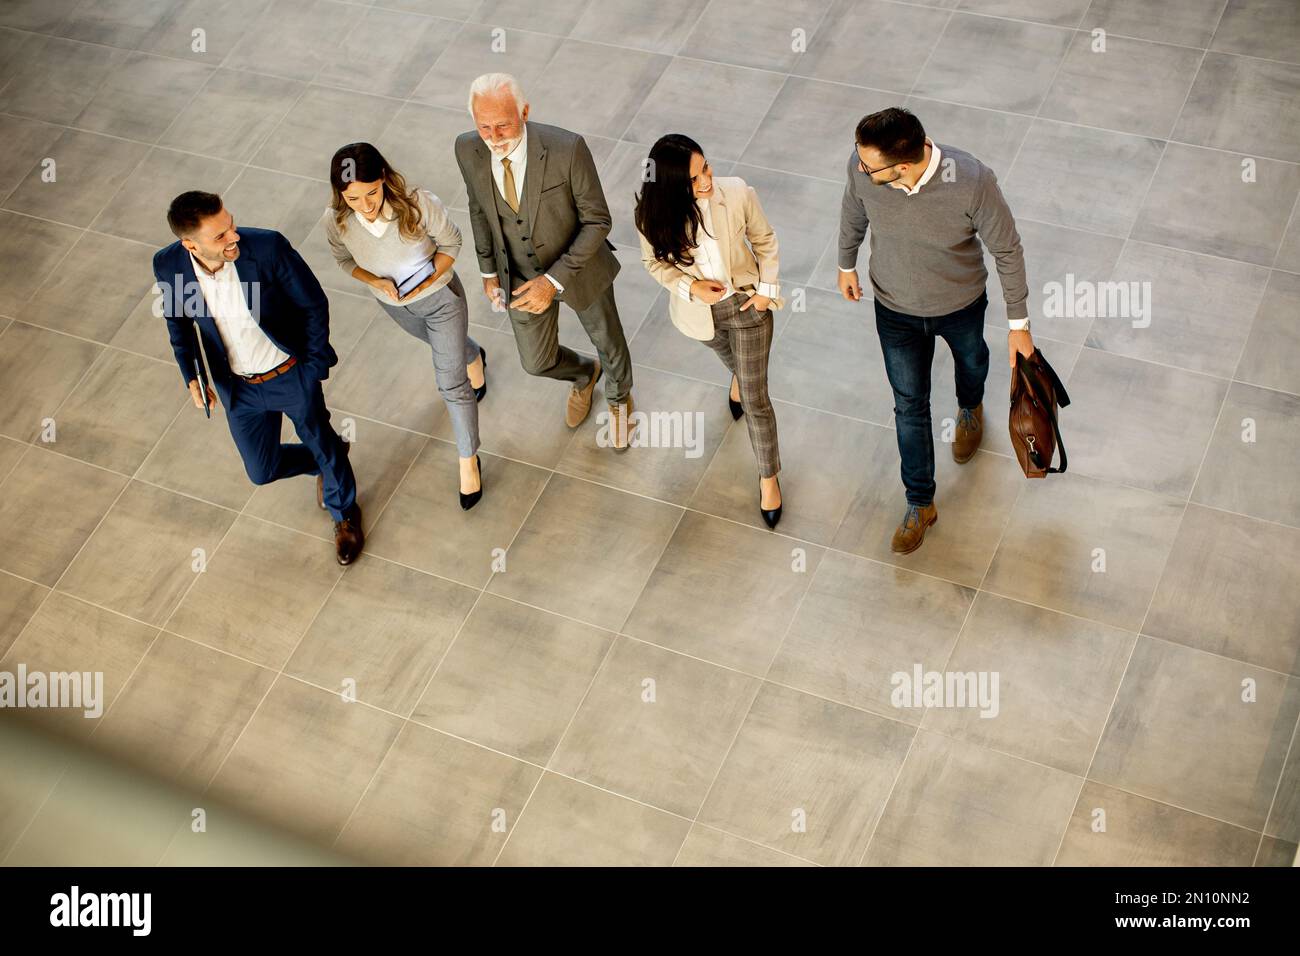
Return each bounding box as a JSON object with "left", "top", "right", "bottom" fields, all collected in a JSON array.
[{"left": 152, "top": 227, "right": 336, "bottom": 409}]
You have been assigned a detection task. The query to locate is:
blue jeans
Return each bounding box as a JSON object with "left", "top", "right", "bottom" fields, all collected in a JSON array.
[{"left": 874, "top": 291, "right": 990, "bottom": 507}]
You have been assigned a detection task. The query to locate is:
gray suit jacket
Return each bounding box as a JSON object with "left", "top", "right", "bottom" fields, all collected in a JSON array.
[{"left": 454, "top": 121, "right": 620, "bottom": 313}]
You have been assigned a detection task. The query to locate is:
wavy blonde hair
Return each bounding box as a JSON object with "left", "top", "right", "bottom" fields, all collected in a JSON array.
[{"left": 328, "top": 142, "right": 424, "bottom": 243}]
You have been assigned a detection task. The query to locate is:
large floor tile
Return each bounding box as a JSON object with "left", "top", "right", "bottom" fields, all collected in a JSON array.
[
  {"left": 1132, "top": 143, "right": 1300, "bottom": 267},
  {"left": 58, "top": 479, "right": 237, "bottom": 624},
  {"left": 627, "top": 58, "right": 785, "bottom": 162},
  {"left": 923, "top": 592, "right": 1136, "bottom": 774},
  {"left": 140, "top": 0, "right": 273, "bottom": 63},
  {"left": 0, "top": 591, "right": 157, "bottom": 740},
  {"left": 698, "top": 682, "right": 914, "bottom": 866},
  {"left": 1039, "top": 32, "right": 1202, "bottom": 139},
  {"left": 573, "top": 0, "right": 708, "bottom": 56},
  {"left": 1063, "top": 348, "right": 1227, "bottom": 497},
  {"left": 3, "top": 129, "right": 149, "bottom": 229},
  {"left": 413, "top": 593, "right": 614, "bottom": 765},
  {"left": 497, "top": 771, "right": 691, "bottom": 866},
  {"left": 0, "top": 321, "right": 102, "bottom": 442},
  {"left": 73, "top": 51, "right": 212, "bottom": 143},
  {"left": 680, "top": 0, "right": 835, "bottom": 73},
  {"left": 912, "top": 13, "right": 1073, "bottom": 113},
  {"left": 0, "top": 446, "right": 127, "bottom": 586},
  {"left": 1145, "top": 505, "right": 1300, "bottom": 676},
  {"left": 0, "top": 35, "right": 125, "bottom": 125},
  {"left": 863, "top": 730, "right": 1079, "bottom": 866},
  {"left": 410, "top": 24, "right": 563, "bottom": 113},
  {"left": 833, "top": 436, "right": 1024, "bottom": 587},
  {"left": 624, "top": 510, "right": 824, "bottom": 673},
  {"left": 691, "top": 402, "right": 885, "bottom": 546},
  {"left": 1235, "top": 269, "right": 1300, "bottom": 395},
  {"left": 527, "top": 39, "right": 670, "bottom": 141},
  {"left": 1081, "top": 0, "right": 1225, "bottom": 48},
  {"left": 1211, "top": 0, "right": 1300, "bottom": 64},
  {"left": 337, "top": 723, "right": 541, "bottom": 865},
  {"left": 135, "top": 405, "right": 257, "bottom": 511},
  {"left": 487, "top": 474, "right": 683, "bottom": 631},
  {"left": 92, "top": 631, "right": 275, "bottom": 786},
  {"left": 287, "top": 555, "right": 477, "bottom": 716},
  {"left": 223, "top": 0, "right": 365, "bottom": 82},
  {"left": 317, "top": 7, "right": 457, "bottom": 99},
  {"left": 549, "top": 637, "right": 759, "bottom": 817},
  {"left": 769, "top": 550, "right": 973, "bottom": 720},
  {"left": 1191, "top": 381, "right": 1300, "bottom": 526},
  {"left": 0, "top": 215, "right": 81, "bottom": 318},
  {"left": 1055, "top": 781, "right": 1262, "bottom": 866},
  {"left": 675, "top": 824, "right": 816, "bottom": 866},
  {"left": 1086, "top": 241, "right": 1270, "bottom": 378},
  {"left": 1091, "top": 636, "right": 1300, "bottom": 830},
  {"left": 470, "top": 0, "right": 594, "bottom": 35},
  {"left": 1002, "top": 120, "right": 1165, "bottom": 237},
  {"left": 251, "top": 85, "right": 404, "bottom": 181},
  {"left": 0, "top": 115, "right": 64, "bottom": 201},
  {"left": 160, "top": 69, "right": 305, "bottom": 164},
  {"left": 206, "top": 675, "right": 403, "bottom": 844},
  {"left": 45, "top": 349, "right": 185, "bottom": 474},
  {"left": 796, "top": 0, "right": 950, "bottom": 93},
  {"left": 1175, "top": 53, "right": 1300, "bottom": 161},
  {"left": 365, "top": 443, "right": 551, "bottom": 589},
  {"left": 19, "top": 232, "right": 157, "bottom": 343},
  {"left": 167, "top": 515, "right": 342, "bottom": 669},
  {"left": 0, "top": 569, "right": 48, "bottom": 659},
  {"left": 90, "top": 147, "right": 243, "bottom": 247},
  {"left": 768, "top": 287, "right": 897, "bottom": 424},
  {"left": 982, "top": 471, "right": 1184, "bottom": 631}
]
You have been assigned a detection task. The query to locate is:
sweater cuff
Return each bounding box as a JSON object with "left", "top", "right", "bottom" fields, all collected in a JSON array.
[{"left": 676, "top": 276, "right": 694, "bottom": 302}]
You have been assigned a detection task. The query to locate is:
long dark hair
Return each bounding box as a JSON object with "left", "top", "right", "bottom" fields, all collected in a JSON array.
[
  {"left": 634, "top": 133, "right": 710, "bottom": 267},
  {"left": 328, "top": 142, "right": 424, "bottom": 242}
]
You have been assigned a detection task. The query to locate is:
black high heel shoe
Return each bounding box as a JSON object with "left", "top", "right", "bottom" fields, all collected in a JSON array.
[
  {"left": 473, "top": 347, "right": 488, "bottom": 402},
  {"left": 460, "top": 455, "right": 483, "bottom": 511},
  {"left": 759, "top": 476, "right": 781, "bottom": 529},
  {"left": 728, "top": 376, "right": 743, "bottom": 421}
]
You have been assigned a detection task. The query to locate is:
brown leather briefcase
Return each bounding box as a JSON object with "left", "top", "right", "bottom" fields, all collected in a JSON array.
[{"left": 1009, "top": 349, "right": 1070, "bottom": 478}]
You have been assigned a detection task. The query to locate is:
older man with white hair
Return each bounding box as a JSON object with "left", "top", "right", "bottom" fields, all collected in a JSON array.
[{"left": 454, "top": 73, "right": 637, "bottom": 449}]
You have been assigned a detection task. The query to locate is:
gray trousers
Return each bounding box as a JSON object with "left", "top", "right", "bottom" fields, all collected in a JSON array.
[
  {"left": 506, "top": 281, "right": 633, "bottom": 404},
  {"left": 702, "top": 295, "right": 780, "bottom": 478},
  {"left": 378, "top": 271, "right": 481, "bottom": 458}
]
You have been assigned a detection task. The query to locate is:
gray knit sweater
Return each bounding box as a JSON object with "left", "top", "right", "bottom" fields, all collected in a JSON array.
[
  {"left": 323, "top": 187, "right": 462, "bottom": 305},
  {"left": 838, "top": 143, "right": 1029, "bottom": 323}
]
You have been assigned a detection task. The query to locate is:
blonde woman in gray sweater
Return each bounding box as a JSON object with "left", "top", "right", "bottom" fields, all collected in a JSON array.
[{"left": 325, "top": 142, "right": 484, "bottom": 509}]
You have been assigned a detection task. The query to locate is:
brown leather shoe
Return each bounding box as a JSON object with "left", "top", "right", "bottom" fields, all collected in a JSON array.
[
  {"left": 952, "top": 403, "right": 983, "bottom": 463},
  {"left": 607, "top": 394, "right": 637, "bottom": 452},
  {"left": 334, "top": 504, "right": 364, "bottom": 566},
  {"left": 891, "top": 502, "right": 937, "bottom": 554},
  {"left": 317, "top": 474, "right": 327, "bottom": 510},
  {"left": 565, "top": 358, "right": 602, "bottom": 428}
]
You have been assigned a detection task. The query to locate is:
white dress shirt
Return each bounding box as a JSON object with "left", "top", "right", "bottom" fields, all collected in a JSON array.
[
  {"left": 189, "top": 252, "right": 289, "bottom": 376},
  {"left": 841, "top": 138, "right": 1028, "bottom": 330},
  {"left": 481, "top": 127, "right": 563, "bottom": 293}
]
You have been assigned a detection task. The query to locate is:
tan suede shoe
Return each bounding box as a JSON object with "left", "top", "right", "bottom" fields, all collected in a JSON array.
[
  {"left": 608, "top": 394, "right": 637, "bottom": 453},
  {"left": 565, "top": 358, "right": 602, "bottom": 428},
  {"left": 890, "top": 502, "right": 937, "bottom": 554},
  {"left": 952, "top": 403, "right": 983, "bottom": 463}
]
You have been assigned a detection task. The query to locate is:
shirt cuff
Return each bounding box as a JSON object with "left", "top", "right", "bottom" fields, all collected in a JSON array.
[
  {"left": 838, "top": 266, "right": 856, "bottom": 273},
  {"left": 480, "top": 271, "right": 497, "bottom": 279},
  {"left": 677, "top": 276, "right": 694, "bottom": 302},
  {"left": 756, "top": 281, "right": 779, "bottom": 299},
  {"left": 1007, "top": 317, "right": 1030, "bottom": 331},
  {"left": 544, "top": 273, "right": 564, "bottom": 293}
]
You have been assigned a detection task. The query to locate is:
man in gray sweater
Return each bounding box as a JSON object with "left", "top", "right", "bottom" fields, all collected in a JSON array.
[{"left": 838, "top": 107, "right": 1035, "bottom": 554}]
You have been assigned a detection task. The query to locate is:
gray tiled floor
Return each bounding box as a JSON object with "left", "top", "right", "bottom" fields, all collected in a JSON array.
[{"left": 0, "top": 0, "right": 1297, "bottom": 867}]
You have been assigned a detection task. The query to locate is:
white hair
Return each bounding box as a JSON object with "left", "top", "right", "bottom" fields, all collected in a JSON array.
[{"left": 467, "top": 72, "right": 526, "bottom": 118}]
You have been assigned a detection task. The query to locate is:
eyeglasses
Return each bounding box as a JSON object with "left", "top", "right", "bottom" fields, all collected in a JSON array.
[{"left": 858, "top": 156, "right": 905, "bottom": 176}]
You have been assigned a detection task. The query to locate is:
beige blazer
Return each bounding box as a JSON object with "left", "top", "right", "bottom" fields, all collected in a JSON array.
[{"left": 637, "top": 176, "right": 781, "bottom": 341}]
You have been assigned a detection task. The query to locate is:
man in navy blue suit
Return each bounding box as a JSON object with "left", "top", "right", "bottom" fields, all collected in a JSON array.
[{"left": 154, "top": 191, "right": 364, "bottom": 564}]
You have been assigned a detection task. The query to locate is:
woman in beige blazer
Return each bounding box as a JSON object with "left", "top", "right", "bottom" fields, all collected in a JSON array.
[{"left": 635, "top": 134, "right": 784, "bottom": 528}]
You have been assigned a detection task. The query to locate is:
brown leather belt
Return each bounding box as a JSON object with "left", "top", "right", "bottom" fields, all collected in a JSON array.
[{"left": 240, "top": 355, "right": 297, "bottom": 384}]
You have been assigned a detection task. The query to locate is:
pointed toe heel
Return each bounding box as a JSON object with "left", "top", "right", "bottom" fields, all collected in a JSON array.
[{"left": 460, "top": 454, "right": 483, "bottom": 511}]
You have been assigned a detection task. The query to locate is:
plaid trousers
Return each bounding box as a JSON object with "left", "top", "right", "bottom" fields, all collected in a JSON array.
[{"left": 702, "top": 295, "right": 781, "bottom": 478}]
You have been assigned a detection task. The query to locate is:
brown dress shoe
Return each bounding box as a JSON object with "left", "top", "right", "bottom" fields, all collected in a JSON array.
[
  {"left": 952, "top": 403, "right": 983, "bottom": 463},
  {"left": 565, "top": 358, "right": 602, "bottom": 428},
  {"left": 891, "top": 502, "right": 937, "bottom": 554},
  {"left": 334, "top": 504, "right": 364, "bottom": 565},
  {"left": 607, "top": 394, "right": 637, "bottom": 452}
]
